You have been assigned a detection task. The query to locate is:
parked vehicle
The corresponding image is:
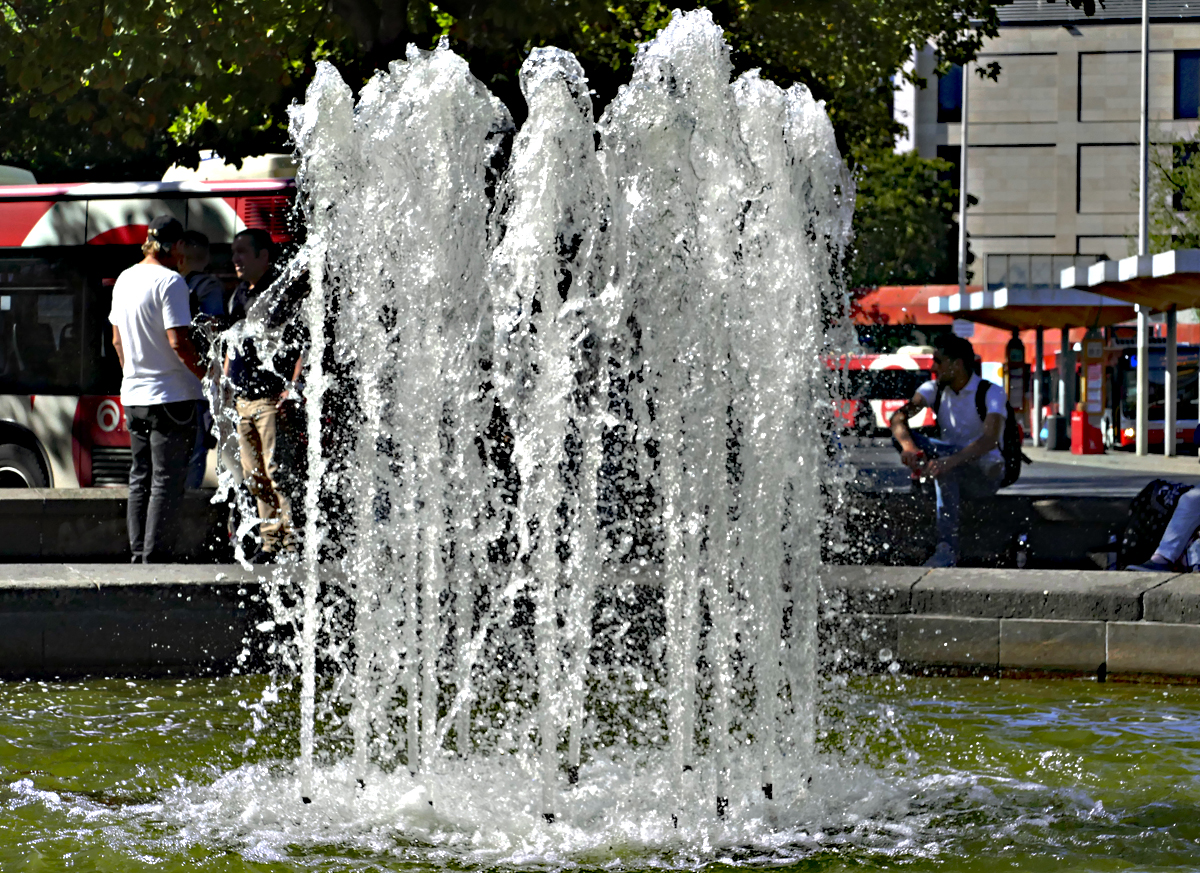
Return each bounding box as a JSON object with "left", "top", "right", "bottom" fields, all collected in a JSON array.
[
  {"left": 1106, "top": 344, "right": 1200, "bottom": 450},
  {"left": 0, "top": 178, "right": 295, "bottom": 486},
  {"left": 834, "top": 348, "right": 936, "bottom": 436}
]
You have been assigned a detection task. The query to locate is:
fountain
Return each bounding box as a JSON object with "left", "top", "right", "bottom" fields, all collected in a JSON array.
[
  {"left": 233, "top": 5, "right": 856, "bottom": 831},
  {"left": 7, "top": 16, "right": 1200, "bottom": 870}
]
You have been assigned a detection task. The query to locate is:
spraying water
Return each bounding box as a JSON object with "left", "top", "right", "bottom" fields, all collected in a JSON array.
[{"left": 244, "top": 6, "right": 854, "bottom": 843}]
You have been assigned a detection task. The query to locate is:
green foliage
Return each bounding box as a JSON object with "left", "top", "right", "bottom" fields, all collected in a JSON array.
[
  {"left": 1147, "top": 131, "right": 1200, "bottom": 254},
  {"left": 3, "top": 0, "right": 1006, "bottom": 193},
  {"left": 0, "top": 0, "right": 352, "bottom": 180},
  {"left": 420, "top": 0, "right": 1004, "bottom": 155},
  {"left": 848, "top": 148, "right": 962, "bottom": 289}
]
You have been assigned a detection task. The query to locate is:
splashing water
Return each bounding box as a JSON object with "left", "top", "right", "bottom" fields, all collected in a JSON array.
[{"left": 240, "top": 7, "right": 855, "bottom": 850}]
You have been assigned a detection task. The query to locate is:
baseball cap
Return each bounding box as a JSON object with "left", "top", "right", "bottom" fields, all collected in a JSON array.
[{"left": 147, "top": 215, "right": 185, "bottom": 246}]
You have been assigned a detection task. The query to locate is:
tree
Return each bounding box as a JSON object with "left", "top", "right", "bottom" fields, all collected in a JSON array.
[
  {"left": 1147, "top": 130, "right": 1200, "bottom": 254},
  {"left": 848, "top": 148, "right": 964, "bottom": 289},
  {"left": 396, "top": 0, "right": 1007, "bottom": 155},
  {"left": 0, "top": 0, "right": 352, "bottom": 180},
  {"left": 2, "top": 0, "right": 1006, "bottom": 180}
]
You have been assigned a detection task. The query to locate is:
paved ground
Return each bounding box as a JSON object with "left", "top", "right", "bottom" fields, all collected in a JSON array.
[{"left": 846, "top": 441, "right": 1200, "bottom": 497}]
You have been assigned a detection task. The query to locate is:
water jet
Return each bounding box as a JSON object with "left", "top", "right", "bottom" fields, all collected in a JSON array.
[
  {"left": 9, "top": 11, "right": 1200, "bottom": 873},
  {"left": 249, "top": 5, "right": 853, "bottom": 827}
]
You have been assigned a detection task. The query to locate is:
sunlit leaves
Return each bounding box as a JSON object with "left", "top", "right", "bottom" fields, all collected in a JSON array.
[
  {"left": 0, "top": 0, "right": 349, "bottom": 179},
  {"left": 1, "top": 0, "right": 1014, "bottom": 188},
  {"left": 848, "top": 148, "right": 961, "bottom": 288},
  {"left": 1147, "top": 133, "right": 1200, "bottom": 254}
]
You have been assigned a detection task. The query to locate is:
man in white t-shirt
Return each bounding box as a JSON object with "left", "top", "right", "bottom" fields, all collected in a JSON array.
[
  {"left": 109, "top": 216, "right": 206, "bottom": 562},
  {"left": 889, "top": 334, "right": 1008, "bottom": 567}
]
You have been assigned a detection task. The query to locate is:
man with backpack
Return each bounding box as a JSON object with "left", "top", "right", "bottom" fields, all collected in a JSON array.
[{"left": 889, "top": 334, "right": 1012, "bottom": 568}]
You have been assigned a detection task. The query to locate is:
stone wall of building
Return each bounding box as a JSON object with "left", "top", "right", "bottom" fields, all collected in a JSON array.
[{"left": 897, "top": 18, "right": 1200, "bottom": 270}]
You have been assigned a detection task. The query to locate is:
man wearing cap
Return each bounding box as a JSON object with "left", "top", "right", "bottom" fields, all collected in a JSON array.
[{"left": 109, "top": 216, "right": 206, "bottom": 563}]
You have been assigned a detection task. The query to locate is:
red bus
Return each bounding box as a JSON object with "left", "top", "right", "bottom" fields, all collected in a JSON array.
[
  {"left": 1107, "top": 344, "right": 1200, "bottom": 449},
  {"left": 0, "top": 179, "right": 294, "bottom": 487},
  {"left": 834, "top": 349, "right": 937, "bottom": 436}
]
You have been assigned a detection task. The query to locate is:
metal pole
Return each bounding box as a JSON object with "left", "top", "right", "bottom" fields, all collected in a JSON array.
[
  {"left": 1033, "top": 327, "right": 1044, "bottom": 447},
  {"left": 1059, "top": 326, "right": 1070, "bottom": 424},
  {"left": 1136, "top": 0, "right": 1151, "bottom": 456},
  {"left": 1139, "top": 0, "right": 1150, "bottom": 255},
  {"left": 958, "top": 63, "right": 970, "bottom": 297},
  {"left": 1166, "top": 306, "right": 1178, "bottom": 456},
  {"left": 1136, "top": 310, "right": 1150, "bottom": 455}
]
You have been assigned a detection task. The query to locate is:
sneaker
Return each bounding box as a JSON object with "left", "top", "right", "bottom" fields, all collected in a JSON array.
[
  {"left": 923, "top": 542, "right": 956, "bottom": 568},
  {"left": 1126, "top": 558, "right": 1175, "bottom": 572}
]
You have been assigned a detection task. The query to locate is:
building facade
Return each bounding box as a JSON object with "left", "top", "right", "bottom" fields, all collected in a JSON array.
[{"left": 894, "top": 0, "right": 1200, "bottom": 289}]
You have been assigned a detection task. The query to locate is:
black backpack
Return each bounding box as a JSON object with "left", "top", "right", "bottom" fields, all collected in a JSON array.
[
  {"left": 1117, "top": 479, "right": 1194, "bottom": 568},
  {"left": 933, "top": 379, "right": 1031, "bottom": 488}
]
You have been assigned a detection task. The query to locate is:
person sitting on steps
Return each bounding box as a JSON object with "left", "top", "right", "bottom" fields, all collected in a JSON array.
[
  {"left": 889, "top": 334, "right": 1008, "bottom": 568},
  {"left": 1127, "top": 486, "right": 1200, "bottom": 572}
]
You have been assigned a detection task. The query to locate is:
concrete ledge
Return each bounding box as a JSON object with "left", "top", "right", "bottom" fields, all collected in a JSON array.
[
  {"left": 818, "top": 566, "right": 924, "bottom": 614},
  {"left": 912, "top": 568, "right": 1174, "bottom": 621},
  {"left": 1000, "top": 618, "right": 1106, "bottom": 672},
  {"left": 836, "top": 492, "right": 1132, "bottom": 567},
  {"left": 820, "top": 565, "right": 1200, "bottom": 680},
  {"left": 0, "top": 564, "right": 267, "bottom": 678},
  {"left": 897, "top": 615, "right": 999, "bottom": 667},
  {"left": 1144, "top": 576, "right": 1200, "bottom": 624},
  {"left": 5, "top": 564, "right": 1200, "bottom": 680},
  {"left": 1107, "top": 621, "right": 1200, "bottom": 676},
  {"left": 821, "top": 613, "right": 898, "bottom": 672},
  {"left": 0, "top": 490, "right": 226, "bottom": 561}
]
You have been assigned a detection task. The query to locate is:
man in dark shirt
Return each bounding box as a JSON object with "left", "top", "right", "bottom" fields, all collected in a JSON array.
[
  {"left": 224, "top": 228, "right": 302, "bottom": 562},
  {"left": 175, "top": 229, "right": 225, "bottom": 489}
]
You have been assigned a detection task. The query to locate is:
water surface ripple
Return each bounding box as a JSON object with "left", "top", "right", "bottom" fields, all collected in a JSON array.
[{"left": 4, "top": 676, "right": 1200, "bottom": 871}]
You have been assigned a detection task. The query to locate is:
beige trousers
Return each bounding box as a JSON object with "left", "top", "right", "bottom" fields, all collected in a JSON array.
[{"left": 235, "top": 396, "right": 295, "bottom": 552}]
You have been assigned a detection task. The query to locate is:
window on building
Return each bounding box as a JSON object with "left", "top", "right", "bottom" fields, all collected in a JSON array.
[
  {"left": 1175, "top": 51, "right": 1200, "bottom": 119},
  {"left": 938, "top": 64, "right": 963, "bottom": 123}
]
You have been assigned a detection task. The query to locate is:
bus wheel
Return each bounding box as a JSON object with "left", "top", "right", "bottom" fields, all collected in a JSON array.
[{"left": 0, "top": 445, "right": 48, "bottom": 488}]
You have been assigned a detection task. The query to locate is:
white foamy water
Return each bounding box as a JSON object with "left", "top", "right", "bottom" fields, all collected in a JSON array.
[
  {"left": 134, "top": 753, "right": 926, "bottom": 865},
  {"left": 226, "top": 7, "right": 857, "bottom": 856}
]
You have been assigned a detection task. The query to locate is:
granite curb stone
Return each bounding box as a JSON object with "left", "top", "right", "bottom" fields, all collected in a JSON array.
[
  {"left": 999, "top": 618, "right": 1106, "bottom": 671},
  {"left": 1143, "top": 576, "right": 1200, "bottom": 624},
  {"left": 912, "top": 568, "right": 1176, "bottom": 621},
  {"left": 1107, "top": 621, "right": 1200, "bottom": 676},
  {"left": 897, "top": 615, "right": 999, "bottom": 667}
]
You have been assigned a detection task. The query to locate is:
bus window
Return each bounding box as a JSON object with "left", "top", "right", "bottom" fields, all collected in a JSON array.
[
  {"left": 0, "top": 258, "right": 83, "bottom": 393},
  {"left": 845, "top": 369, "right": 932, "bottom": 401},
  {"left": 1120, "top": 353, "right": 1200, "bottom": 423}
]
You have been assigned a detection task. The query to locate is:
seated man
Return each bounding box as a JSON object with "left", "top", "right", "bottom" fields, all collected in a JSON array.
[{"left": 889, "top": 334, "right": 1008, "bottom": 568}]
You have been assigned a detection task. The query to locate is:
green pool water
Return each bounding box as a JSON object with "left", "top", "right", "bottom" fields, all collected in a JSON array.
[{"left": 2, "top": 674, "right": 1200, "bottom": 871}]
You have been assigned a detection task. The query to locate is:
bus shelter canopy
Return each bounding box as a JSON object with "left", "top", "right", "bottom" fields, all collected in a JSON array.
[
  {"left": 926, "top": 286, "right": 1136, "bottom": 331},
  {"left": 1059, "top": 249, "right": 1200, "bottom": 311}
]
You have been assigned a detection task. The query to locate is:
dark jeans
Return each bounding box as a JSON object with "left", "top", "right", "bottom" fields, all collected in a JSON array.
[
  {"left": 186, "top": 400, "right": 213, "bottom": 489},
  {"left": 127, "top": 401, "right": 197, "bottom": 563},
  {"left": 903, "top": 433, "right": 1003, "bottom": 556}
]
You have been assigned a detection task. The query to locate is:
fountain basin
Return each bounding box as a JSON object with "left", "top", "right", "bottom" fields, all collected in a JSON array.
[
  {"left": 4, "top": 565, "right": 1200, "bottom": 680},
  {"left": 2, "top": 671, "right": 1200, "bottom": 870}
]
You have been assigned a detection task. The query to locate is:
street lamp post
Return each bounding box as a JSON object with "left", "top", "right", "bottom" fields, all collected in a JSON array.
[
  {"left": 958, "top": 64, "right": 969, "bottom": 299},
  {"left": 1136, "top": 0, "right": 1151, "bottom": 457}
]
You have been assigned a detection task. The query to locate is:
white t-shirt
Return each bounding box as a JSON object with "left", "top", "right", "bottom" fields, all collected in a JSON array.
[
  {"left": 108, "top": 262, "right": 203, "bottom": 406},
  {"left": 916, "top": 374, "right": 1007, "bottom": 466}
]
